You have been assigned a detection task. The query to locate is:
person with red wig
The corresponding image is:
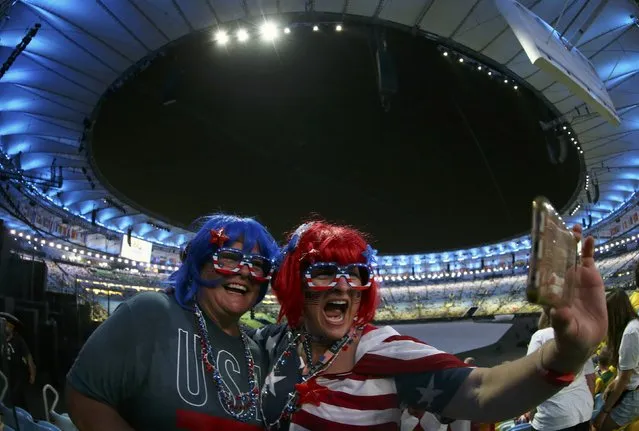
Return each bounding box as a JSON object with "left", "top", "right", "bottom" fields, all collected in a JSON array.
[{"left": 254, "top": 220, "right": 608, "bottom": 430}]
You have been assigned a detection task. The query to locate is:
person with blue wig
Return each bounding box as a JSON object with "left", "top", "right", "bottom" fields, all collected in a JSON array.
[{"left": 66, "top": 214, "right": 279, "bottom": 431}]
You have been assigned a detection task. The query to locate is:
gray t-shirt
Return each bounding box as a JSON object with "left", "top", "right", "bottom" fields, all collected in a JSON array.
[{"left": 67, "top": 292, "right": 266, "bottom": 431}]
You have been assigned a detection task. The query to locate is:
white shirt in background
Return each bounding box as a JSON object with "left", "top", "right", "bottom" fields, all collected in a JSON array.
[
  {"left": 619, "top": 318, "right": 639, "bottom": 390},
  {"left": 401, "top": 410, "right": 448, "bottom": 431},
  {"left": 527, "top": 327, "right": 594, "bottom": 431}
]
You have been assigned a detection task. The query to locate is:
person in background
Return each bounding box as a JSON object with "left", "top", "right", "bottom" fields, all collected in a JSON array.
[
  {"left": 66, "top": 214, "right": 279, "bottom": 431},
  {"left": 595, "top": 347, "right": 616, "bottom": 395},
  {"left": 520, "top": 308, "right": 595, "bottom": 431},
  {"left": 0, "top": 312, "right": 36, "bottom": 410},
  {"left": 593, "top": 288, "right": 639, "bottom": 431}
]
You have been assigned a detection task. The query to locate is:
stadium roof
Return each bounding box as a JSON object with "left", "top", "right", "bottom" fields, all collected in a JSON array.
[{"left": 0, "top": 0, "right": 638, "bottom": 254}]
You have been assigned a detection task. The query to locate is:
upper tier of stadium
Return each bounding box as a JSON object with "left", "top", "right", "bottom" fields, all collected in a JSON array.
[{"left": 1, "top": 0, "right": 639, "bottom": 262}]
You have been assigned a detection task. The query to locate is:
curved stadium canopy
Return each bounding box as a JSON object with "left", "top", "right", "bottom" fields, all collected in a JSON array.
[{"left": 0, "top": 0, "right": 638, "bottom": 257}]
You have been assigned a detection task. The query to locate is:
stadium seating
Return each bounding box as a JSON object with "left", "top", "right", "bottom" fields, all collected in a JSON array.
[
  {"left": 35, "top": 421, "right": 62, "bottom": 431},
  {"left": 0, "top": 373, "right": 63, "bottom": 431},
  {"left": 43, "top": 385, "right": 77, "bottom": 431},
  {"left": 496, "top": 420, "right": 515, "bottom": 431},
  {"left": 37, "top": 241, "right": 639, "bottom": 323},
  {"left": 374, "top": 247, "right": 639, "bottom": 320}
]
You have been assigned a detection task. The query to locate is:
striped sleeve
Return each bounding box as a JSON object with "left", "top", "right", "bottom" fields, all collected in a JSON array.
[{"left": 353, "top": 325, "right": 472, "bottom": 415}]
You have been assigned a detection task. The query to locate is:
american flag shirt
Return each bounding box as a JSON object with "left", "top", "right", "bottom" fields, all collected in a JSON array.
[{"left": 250, "top": 324, "right": 472, "bottom": 430}]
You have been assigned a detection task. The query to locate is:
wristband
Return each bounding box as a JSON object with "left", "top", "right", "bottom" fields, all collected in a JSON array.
[{"left": 537, "top": 343, "right": 575, "bottom": 387}]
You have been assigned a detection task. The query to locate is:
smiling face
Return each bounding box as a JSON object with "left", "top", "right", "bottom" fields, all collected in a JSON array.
[
  {"left": 198, "top": 241, "right": 262, "bottom": 322},
  {"left": 302, "top": 273, "right": 363, "bottom": 342}
]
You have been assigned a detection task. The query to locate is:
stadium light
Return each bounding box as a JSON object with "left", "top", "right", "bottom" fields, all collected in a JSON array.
[
  {"left": 261, "top": 22, "right": 279, "bottom": 41},
  {"left": 458, "top": 58, "right": 464, "bottom": 63},
  {"left": 313, "top": 25, "right": 319, "bottom": 32},
  {"left": 237, "top": 29, "right": 249, "bottom": 42},
  {"left": 284, "top": 27, "right": 291, "bottom": 34},
  {"left": 215, "top": 30, "right": 229, "bottom": 45},
  {"left": 335, "top": 24, "right": 343, "bottom": 32},
  {"left": 443, "top": 51, "right": 448, "bottom": 56}
]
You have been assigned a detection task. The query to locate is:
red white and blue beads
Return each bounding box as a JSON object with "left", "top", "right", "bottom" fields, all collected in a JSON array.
[{"left": 194, "top": 303, "right": 259, "bottom": 422}]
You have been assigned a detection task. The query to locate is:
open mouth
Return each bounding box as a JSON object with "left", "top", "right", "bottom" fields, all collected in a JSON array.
[
  {"left": 323, "top": 299, "right": 349, "bottom": 324},
  {"left": 224, "top": 283, "right": 249, "bottom": 295}
]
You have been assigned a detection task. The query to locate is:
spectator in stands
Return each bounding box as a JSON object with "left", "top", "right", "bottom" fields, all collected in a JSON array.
[
  {"left": 255, "top": 221, "right": 607, "bottom": 429},
  {"left": 520, "top": 307, "right": 595, "bottom": 431},
  {"left": 66, "top": 214, "right": 279, "bottom": 431},
  {"left": 593, "top": 288, "right": 639, "bottom": 430},
  {"left": 595, "top": 347, "right": 616, "bottom": 394},
  {"left": 0, "top": 312, "right": 36, "bottom": 409}
]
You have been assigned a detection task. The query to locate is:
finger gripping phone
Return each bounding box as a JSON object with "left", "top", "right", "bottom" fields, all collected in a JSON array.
[{"left": 527, "top": 196, "right": 578, "bottom": 307}]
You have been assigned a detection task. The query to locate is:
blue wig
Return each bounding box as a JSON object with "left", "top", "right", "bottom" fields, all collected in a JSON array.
[{"left": 169, "top": 214, "right": 279, "bottom": 310}]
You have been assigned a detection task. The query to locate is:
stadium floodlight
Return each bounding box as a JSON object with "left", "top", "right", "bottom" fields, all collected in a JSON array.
[
  {"left": 215, "top": 30, "right": 229, "bottom": 45},
  {"left": 443, "top": 51, "right": 448, "bottom": 56},
  {"left": 237, "top": 29, "right": 249, "bottom": 42},
  {"left": 335, "top": 24, "right": 343, "bottom": 32},
  {"left": 284, "top": 27, "right": 291, "bottom": 34},
  {"left": 260, "top": 22, "right": 279, "bottom": 41},
  {"left": 313, "top": 25, "right": 319, "bottom": 32}
]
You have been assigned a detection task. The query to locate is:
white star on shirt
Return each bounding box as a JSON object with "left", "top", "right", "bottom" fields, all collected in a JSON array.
[
  {"left": 265, "top": 372, "right": 287, "bottom": 396},
  {"left": 266, "top": 335, "right": 278, "bottom": 354},
  {"left": 417, "top": 376, "right": 444, "bottom": 408}
]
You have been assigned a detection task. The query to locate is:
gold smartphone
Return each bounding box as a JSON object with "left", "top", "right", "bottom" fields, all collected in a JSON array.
[{"left": 526, "top": 197, "right": 578, "bottom": 307}]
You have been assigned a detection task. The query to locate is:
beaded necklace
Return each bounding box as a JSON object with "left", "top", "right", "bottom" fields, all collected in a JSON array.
[
  {"left": 260, "top": 326, "right": 360, "bottom": 429},
  {"left": 194, "top": 303, "right": 259, "bottom": 422}
]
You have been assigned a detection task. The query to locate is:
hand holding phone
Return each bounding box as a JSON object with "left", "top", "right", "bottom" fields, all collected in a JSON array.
[{"left": 527, "top": 197, "right": 579, "bottom": 307}]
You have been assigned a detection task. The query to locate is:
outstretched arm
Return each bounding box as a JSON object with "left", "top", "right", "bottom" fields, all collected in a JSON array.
[
  {"left": 443, "top": 226, "right": 605, "bottom": 421},
  {"left": 441, "top": 339, "right": 588, "bottom": 421},
  {"left": 398, "top": 226, "right": 606, "bottom": 423}
]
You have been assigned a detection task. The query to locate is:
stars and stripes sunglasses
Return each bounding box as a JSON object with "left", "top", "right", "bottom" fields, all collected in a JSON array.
[
  {"left": 212, "top": 248, "right": 274, "bottom": 283},
  {"left": 304, "top": 262, "right": 373, "bottom": 291}
]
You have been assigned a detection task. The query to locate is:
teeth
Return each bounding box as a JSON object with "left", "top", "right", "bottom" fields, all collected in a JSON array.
[
  {"left": 226, "top": 284, "right": 247, "bottom": 292},
  {"left": 329, "top": 300, "right": 347, "bottom": 305}
]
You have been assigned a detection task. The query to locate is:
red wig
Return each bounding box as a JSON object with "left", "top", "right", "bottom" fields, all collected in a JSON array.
[{"left": 273, "top": 221, "right": 380, "bottom": 328}]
